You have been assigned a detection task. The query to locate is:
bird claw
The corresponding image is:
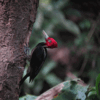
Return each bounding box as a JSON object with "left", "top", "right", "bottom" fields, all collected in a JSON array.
[
  {"left": 24, "top": 45, "right": 30, "bottom": 56},
  {"left": 24, "top": 45, "right": 31, "bottom": 61}
]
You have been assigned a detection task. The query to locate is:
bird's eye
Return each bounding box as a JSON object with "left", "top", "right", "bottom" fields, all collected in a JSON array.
[{"left": 48, "top": 39, "right": 52, "bottom": 43}]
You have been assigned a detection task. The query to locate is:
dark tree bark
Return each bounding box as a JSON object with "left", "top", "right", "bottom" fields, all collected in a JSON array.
[{"left": 0, "top": 0, "right": 39, "bottom": 100}]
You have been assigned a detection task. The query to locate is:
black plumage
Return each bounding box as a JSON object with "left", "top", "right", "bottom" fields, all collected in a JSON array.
[
  {"left": 19, "top": 42, "right": 47, "bottom": 86},
  {"left": 30, "top": 42, "right": 47, "bottom": 81}
]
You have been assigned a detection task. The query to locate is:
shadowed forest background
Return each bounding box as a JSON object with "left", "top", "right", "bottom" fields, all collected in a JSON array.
[{"left": 20, "top": 0, "right": 100, "bottom": 98}]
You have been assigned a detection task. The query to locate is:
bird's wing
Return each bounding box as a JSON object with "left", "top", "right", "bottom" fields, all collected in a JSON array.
[{"left": 29, "top": 46, "right": 47, "bottom": 81}]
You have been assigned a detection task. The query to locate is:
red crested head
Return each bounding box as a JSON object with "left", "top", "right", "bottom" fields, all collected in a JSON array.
[
  {"left": 45, "top": 37, "right": 58, "bottom": 48},
  {"left": 43, "top": 30, "right": 58, "bottom": 48}
]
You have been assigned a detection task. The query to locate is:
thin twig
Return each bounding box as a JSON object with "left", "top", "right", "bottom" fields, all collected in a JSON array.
[
  {"left": 87, "top": 15, "right": 100, "bottom": 43},
  {"left": 79, "top": 55, "right": 88, "bottom": 76},
  {"left": 80, "top": 15, "right": 100, "bottom": 75},
  {"left": 92, "top": 53, "right": 97, "bottom": 69}
]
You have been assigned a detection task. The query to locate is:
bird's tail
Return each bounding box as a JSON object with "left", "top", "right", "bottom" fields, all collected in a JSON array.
[{"left": 19, "top": 73, "right": 30, "bottom": 88}]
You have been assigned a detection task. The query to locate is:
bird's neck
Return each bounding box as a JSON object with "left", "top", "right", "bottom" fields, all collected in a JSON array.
[{"left": 36, "top": 42, "right": 46, "bottom": 47}]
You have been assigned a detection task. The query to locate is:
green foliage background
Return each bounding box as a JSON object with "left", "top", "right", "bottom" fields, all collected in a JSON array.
[{"left": 20, "top": 0, "right": 100, "bottom": 99}]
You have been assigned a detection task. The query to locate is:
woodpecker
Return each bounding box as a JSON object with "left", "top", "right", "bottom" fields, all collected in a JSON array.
[{"left": 19, "top": 30, "right": 57, "bottom": 86}]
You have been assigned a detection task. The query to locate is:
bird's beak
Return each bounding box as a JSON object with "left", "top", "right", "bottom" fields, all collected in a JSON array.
[{"left": 42, "top": 30, "right": 49, "bottom": 39}]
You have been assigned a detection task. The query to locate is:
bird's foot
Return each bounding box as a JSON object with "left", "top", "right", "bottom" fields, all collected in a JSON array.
[
  {"left": 24, "top": 44, "right": 31, "bottom": 61},
  {"left": 24, "top": 45, "right": 30, "bottom": 55}
]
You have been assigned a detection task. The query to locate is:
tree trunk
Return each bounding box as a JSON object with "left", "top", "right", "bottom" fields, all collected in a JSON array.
[{"left": 0, "top": 0, "right": 39, "bottom": 100}]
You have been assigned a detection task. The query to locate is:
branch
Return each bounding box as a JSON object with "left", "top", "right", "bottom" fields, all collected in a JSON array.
[
  {"left": 35, "top": 79, "right": 86, "bottom": 100},
  {"left": 87, "top": 15, "right": 100, "bottom": 43},
  {"left": 35, "top": 82, "right": 64, "bottom": 100}
]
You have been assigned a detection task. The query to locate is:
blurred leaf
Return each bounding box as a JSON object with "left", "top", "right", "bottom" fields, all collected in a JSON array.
[
  {"left": 79, "top": 19, "right": 91, "bottom": 29},
  {"left": 53, "top": 79, "right": 88, "bottom": 100},
  {"left": 87, "top": 87, "right": 99, "bottom": 100},
  {"left": 33, "top": 80, "right": 43, "bottom": 94},
  {"left": 19, "top": 95, "right": 37, "bottom": 100},
  {"left": 97, "top": 58, "right": 100, "bottom": 72},
  {"left": 87, "top": 91, "right": 96, "bottom": 98},
  {"left": 43, "top": 9, "right": 80, "bottom": 35},
  {"left": 62, "top": 19, "right": 80, "bottom": 36},
  {"left": 64, "top": 80, "right": 88, "bottom": 100},
  {"left": 45, "top": 73, "right": 62, "bottom": 86},
  {"left": 41, "top": 61, "right": 56, "bottom": 75},
  {"left": 66, "top": 8, "right": 81, "bottom": 17},
  {"left": 55, "top": 0, "right": 69, "bottom": 9},
  {"left": 40, "top": 0, "right": 51, "bottom": 5},
  {"left": 96, "top": 74, "right": 100, "bottom": 99},
  {"left": 33, "top": 11, "right": 44, "bottom": 30},
  {"left": 53, "top": 10, "right": 80, "bottom": 35},
  {"left": 53, "top": 90, "right": 76, "bottom": 100},
  {"left": 74, "top": 33, "right": 88, "bottom": 46}
]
